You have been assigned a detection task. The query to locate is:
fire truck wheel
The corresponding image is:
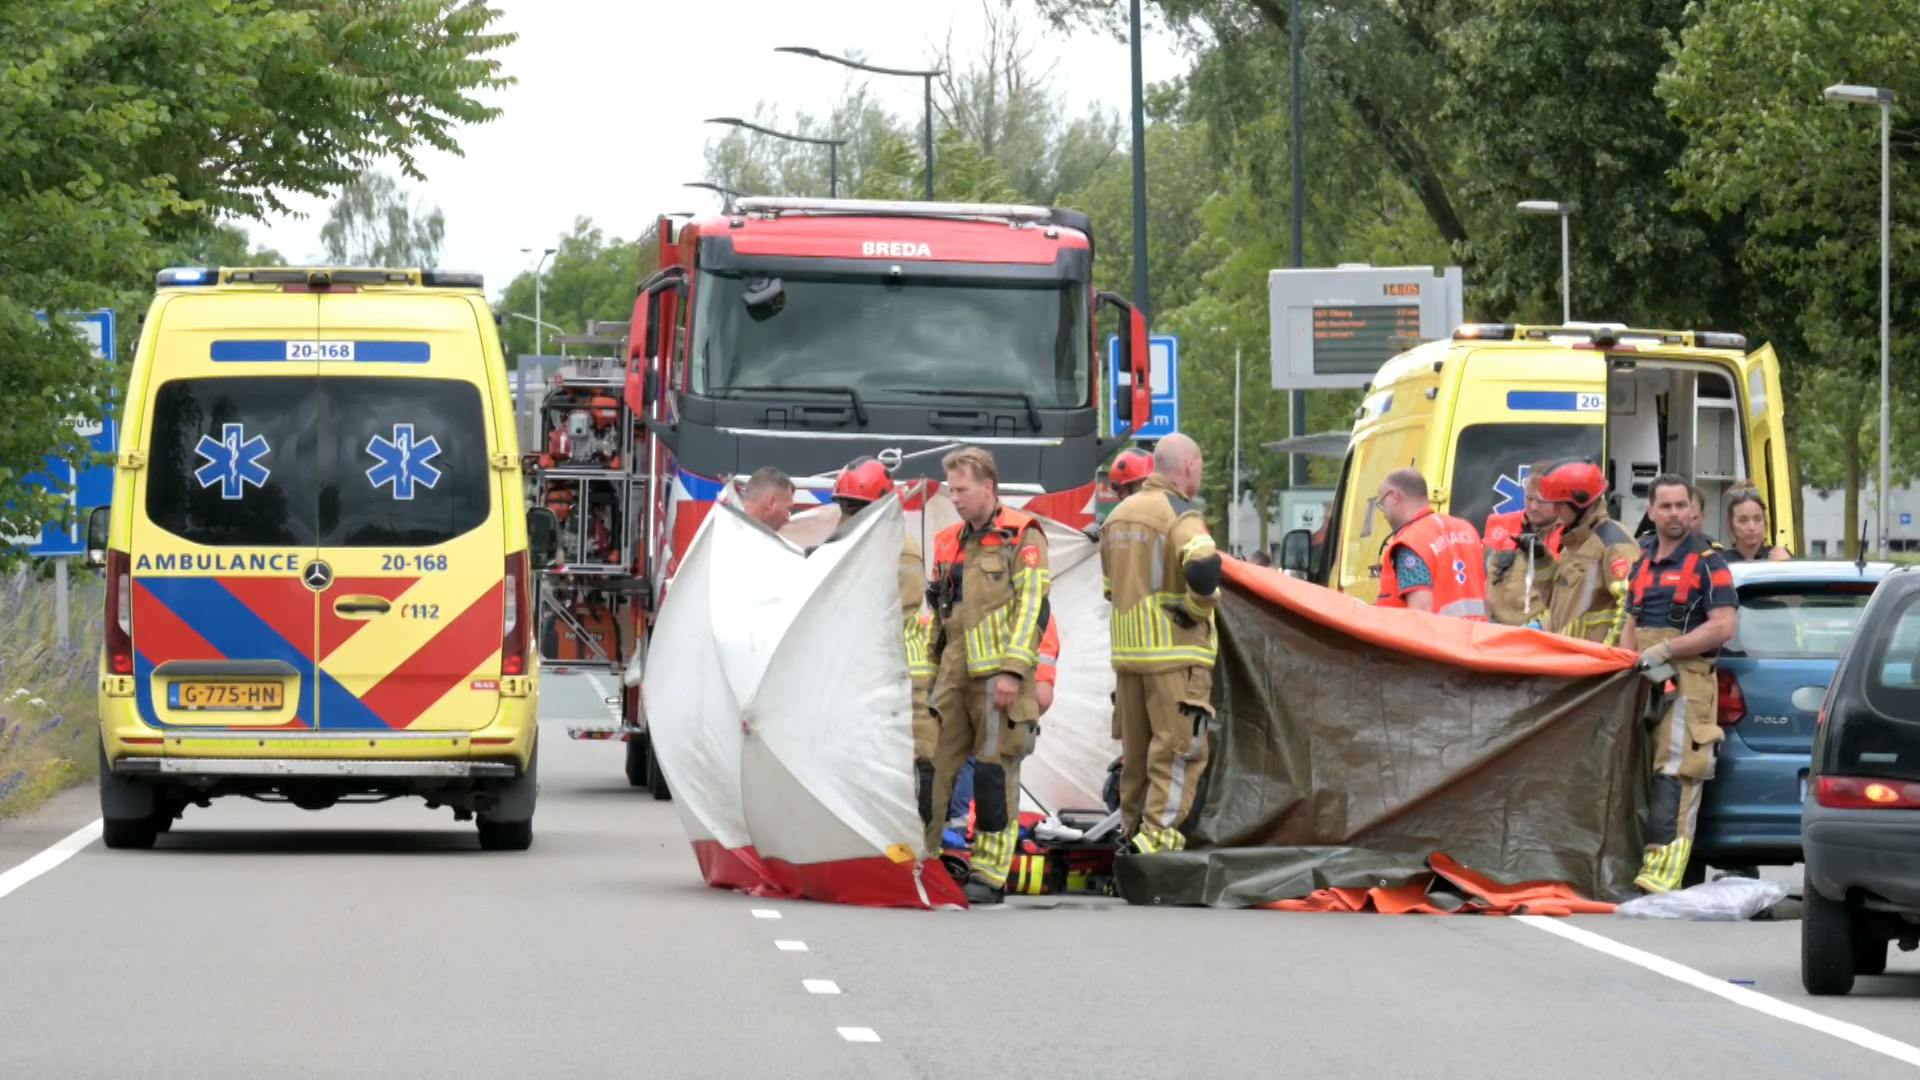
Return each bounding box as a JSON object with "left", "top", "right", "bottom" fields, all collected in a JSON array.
[
  {"left": 647, "top": 748, "right": 671, "bottom": 801},
  {"left": 624, "top": 735, "right": 650, "bottom": 788}
]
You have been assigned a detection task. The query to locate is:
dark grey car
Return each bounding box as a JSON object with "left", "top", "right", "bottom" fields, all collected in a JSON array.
[{"left": 1802, "top": 566, "right": 1920, "bottom": 995}]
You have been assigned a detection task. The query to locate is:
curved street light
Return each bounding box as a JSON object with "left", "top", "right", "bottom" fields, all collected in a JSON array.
[
  {"left": 776, "top": 46, "right": 943, "bottom": 200},
  {"left": 704, "top": 116, "right": 848, "bottom": 198}
]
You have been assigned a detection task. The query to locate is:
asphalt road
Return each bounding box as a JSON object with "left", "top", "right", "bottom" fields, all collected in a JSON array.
[{"left": 3, "top": 673, "right": 1917, "bottom": 1079}]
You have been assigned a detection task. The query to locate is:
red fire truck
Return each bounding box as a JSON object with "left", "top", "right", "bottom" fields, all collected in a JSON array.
[{"left": 546, "top": 196, "right": 1152, "bottom": 794}]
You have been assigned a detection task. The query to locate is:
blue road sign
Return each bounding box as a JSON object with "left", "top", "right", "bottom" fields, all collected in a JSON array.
[
  {"left": 23, "top": 310, "right": 116, "bottom": 557},
  {"left": 1107, "top": 333, "right": 1180, "bottom": 440}
]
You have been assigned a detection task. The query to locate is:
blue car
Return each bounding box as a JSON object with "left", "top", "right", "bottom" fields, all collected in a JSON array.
[{"left": 1691, "top": 559, "right": 1893, "bottom": 885}]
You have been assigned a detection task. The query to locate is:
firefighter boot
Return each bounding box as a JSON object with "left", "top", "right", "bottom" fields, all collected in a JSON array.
[{"left": 1634, "top": 838, "right": 1693, "bottom": 894}]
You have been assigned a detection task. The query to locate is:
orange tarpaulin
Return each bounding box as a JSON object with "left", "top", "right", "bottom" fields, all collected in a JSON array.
[{"left": 1260, "top": 853, "right": 1618, "bottom": 916}]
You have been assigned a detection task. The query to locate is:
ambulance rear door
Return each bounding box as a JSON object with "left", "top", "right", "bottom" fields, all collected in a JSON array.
[{"left": 1737, "top": 343, "right": 1798, "bottom": 553}]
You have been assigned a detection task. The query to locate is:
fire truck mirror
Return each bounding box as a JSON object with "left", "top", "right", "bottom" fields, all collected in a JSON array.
[
  {"left": 743, "top": 276, "right": 786, "bottom": 322},
  {"left": 527, "top": 507, "right": 561, "bottom": 569},
  {"left": 642, "top": 289, "right": 663, "bottom": 361}
]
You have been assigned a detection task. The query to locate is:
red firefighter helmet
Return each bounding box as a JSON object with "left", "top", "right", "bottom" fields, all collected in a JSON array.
[
  {"left": 1108, "top": 448, "right": 1153, "bottom": 491},
  {"left": 1538, "top": 457, "right": 1606, "bottom": 509},
  {"left": 832, "top": 457, "right": 894, "bottom": 507}
]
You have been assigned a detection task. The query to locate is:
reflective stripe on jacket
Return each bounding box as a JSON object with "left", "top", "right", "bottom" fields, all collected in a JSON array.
[
  {"left": 1100, "top": 475, "right": 1219, "bottom": 672},
  {"left": 931, "top": 506, "right": 1051, "bottom": 680}
]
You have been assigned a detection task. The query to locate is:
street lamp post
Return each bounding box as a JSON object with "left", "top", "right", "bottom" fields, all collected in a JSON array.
[
  {"left": 519, "top": 246, "right": 556, "bottom": 354},
  {"left": 1516, "top": 201, "right": 1576, "bottom": 324},
  {"left": 1826, "top": 83, "right": 1898, "bottom": 558},
  {"left": 776, "top": 47, "right": 943, "bottom": 200},
  {"left": 705, "top": 116, "right": 849, "bottom": 197}
]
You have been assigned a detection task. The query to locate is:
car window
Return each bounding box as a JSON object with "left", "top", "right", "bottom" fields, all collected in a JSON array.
[
  {"left": 1726, "top": 583, "right": 1876, "bottom": 659},
  {"left": 145, "top": 377, "right": 319, "bottom": 546},
  {"left": 1448, "top": 423, "right": 1605, "bottom": 533},
  {"left": 320, "top": 377, "right": 491, "bottom": 547},
  {"left": 1841, "top": 589, "right": 1920, "bottom": 783}
]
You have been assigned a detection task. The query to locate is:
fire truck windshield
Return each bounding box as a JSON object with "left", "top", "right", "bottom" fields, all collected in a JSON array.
[{"left": 691, "top": 271, "right": 1091, "bottom": 409}]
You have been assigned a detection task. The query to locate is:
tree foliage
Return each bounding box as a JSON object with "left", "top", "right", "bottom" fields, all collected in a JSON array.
[
  {"left": 0, "top": 0, "right": 512, "bottom": 558},
  {"left": 320, "top": 172, "right": 447, "bottom": 268},
  {"left": 495, "top": 218, "right": 656, "bottom": 364}
]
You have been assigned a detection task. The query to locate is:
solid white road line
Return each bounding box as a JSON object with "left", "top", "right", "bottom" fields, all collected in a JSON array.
[
  {"left": 0, "top": 819, "right": 102, "bottom": 901},
  {"left": 803, "top": 979, "right": 841, "bottom": 995},
  {"left": 837, "top": 1027, "right": 880, "bottom": 1043},
  {"left": 751, "top": 908, "right": 782, "bottom": 919},
  {"left": 1517, "top": 916, "right": 1920, "bottom": 1068},
  {"left": 774, "top": 939, "right": 809, "bottom": 952}
]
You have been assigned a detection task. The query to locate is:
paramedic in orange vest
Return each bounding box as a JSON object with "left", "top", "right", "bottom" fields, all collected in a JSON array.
[
  {"left": 1374, "top": 467, "right": 1489, "bottom": 620},
  {"left": 1621, "top": 474, "right": 1738, "bottom": 894},
  {"left": 926, "top": 446, "right": 1050, "bottom": 905},
  {"left": 1483, "top": 461, "right": 1562, "bottom": 626},
  {"left": 825, "top": 456, "right": 942, "bottom": 827}
]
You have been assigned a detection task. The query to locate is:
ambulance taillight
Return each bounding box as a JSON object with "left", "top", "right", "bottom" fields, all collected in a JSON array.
[
  {"left": 501, "top": 551, "right": 531, "bottom": 676},
  {"left": 105, "top": 550, "right": 133, "bottom": 675}
]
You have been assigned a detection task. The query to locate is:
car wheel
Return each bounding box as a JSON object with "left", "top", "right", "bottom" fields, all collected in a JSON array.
[
  {"left": 1853, "top": 929, "right": 1889, "bottom": 976},
  {"left": 625, "top": 735, "right": 650, "bottom": 788},
  {"left": 477, "top": 818, "right": 533, "bottom": 851},
  {"left": 1802, "top": 886, "right": 1857, "bottom": 996},
  {"left": 101, "top": 815, "right": 158, "bottom": 850},
  {"left": 646, "top": 746, "right": 671, "bottom": 801}
]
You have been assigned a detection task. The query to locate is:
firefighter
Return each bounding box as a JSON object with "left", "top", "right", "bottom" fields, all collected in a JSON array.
[
  {"left": 1101, "top": 432, "right": 1222, "bottom": 854},
  {"left": 1484, "top": 462, "right": 1562, "bottom": 627},
  {"left": 1109, "top": 447, "right": 1153, "bottom": 499},
  {"left": 1622, "top": 474, "right": 1738, "bottom": 893},
  {"left": 1374, "top": 468, "right": 1489, "bottom": 619},
  {"left": 826, "top": 456, "right": 940, "bottom": 826},
  {"left": 1538, "top": 457, "right": 1642, "bottom": 645},
  {"left": 925, "top": 446, "right": 1051, "bottom": 904}
]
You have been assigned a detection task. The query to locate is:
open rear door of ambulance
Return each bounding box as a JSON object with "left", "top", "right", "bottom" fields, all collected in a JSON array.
[
  {"left": 1739, "top": 343, "right": 1798, "bottom": 554},
  {"left": 129, "top": 291, "right": 322, "bottom": 733},
  {"left": 308, "top": 291, "right": 509, "bottom": 732}
]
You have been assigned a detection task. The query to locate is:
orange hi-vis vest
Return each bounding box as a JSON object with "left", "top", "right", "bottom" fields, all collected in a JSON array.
[{"left": 1378, "top": 509, "right": 1490, "bottom": 621}]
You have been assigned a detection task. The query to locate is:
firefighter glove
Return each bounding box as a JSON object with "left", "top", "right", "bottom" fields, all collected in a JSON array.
[
  {"left": 1637, "top": 641, "right": 1675, "bottom": 670},
  {"left": 1184, "top": 552, "right": 1223, "bottom": 596}
]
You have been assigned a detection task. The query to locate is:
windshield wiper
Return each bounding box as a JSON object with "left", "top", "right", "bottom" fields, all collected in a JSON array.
[
  {"left": 720, "top": 384, "right": 868, "bottom": 426},
  {"left": 882, "top": 388, "right": 1041, "bottom": 430}
]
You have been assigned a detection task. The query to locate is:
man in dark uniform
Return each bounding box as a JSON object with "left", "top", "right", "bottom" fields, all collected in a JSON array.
[{"left": 1622, "top": 474, "right": 1739, "bottom": 894}]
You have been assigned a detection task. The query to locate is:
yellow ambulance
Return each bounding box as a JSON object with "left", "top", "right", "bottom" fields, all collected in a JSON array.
[
  {"left": 1281, "top": 322, "right": 1798, "bottom": 600},
  {"left": 87, "top": 267, "right": 556, "bottom": 850}
]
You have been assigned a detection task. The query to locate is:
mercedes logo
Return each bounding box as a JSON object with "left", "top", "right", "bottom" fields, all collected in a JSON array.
[{"left": 302, "top": 560, "right": 333, "bottom": 591}]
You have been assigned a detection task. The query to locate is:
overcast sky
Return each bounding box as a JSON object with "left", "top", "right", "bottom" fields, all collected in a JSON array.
[{"left": 246, "top": 1, "right": 1188, "bottom": 306}]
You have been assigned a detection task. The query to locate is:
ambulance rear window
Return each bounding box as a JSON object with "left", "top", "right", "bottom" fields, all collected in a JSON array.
[
  {"left": 319, "top": 378, "right": 490, "bottom": 547},
  {"left": 145, "top": 378, "right": 320, "bottom": 546},
  {"left": 1449, "top": 423, "right": 1604, "bottom": 532}
]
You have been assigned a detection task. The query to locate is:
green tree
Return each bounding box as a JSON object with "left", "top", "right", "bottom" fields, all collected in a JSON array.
[
  {"left": 496, "top": 218, "right": 655, "bottom": 363},
  {"left": 164, "top": 220, "right": 287, "bottom": 269},
  {"left": 1661, "top": 0, "right": 1920, "bottom": 552},
  {"left": 320, "top": 171, "right": 446, "bottom": 267},
  {"left": 0, "top": 0, "right": 511, "bottom": 559}
]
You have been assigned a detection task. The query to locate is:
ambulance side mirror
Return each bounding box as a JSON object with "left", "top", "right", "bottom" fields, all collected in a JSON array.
[
  {"left": 85, "top": 506, "right": 109, "bottom": 568},
  {"left": 1280, "top": 529, "right": 1312, "bottom": 575},
  {"left": 527, "top": 508, "right": 560, "bottom": 569}
]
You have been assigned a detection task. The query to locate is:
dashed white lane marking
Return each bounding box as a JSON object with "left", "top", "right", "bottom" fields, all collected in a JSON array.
[
  {"left": 1517, "top": 916, "right": 1920, "bottom": 1068},
  {"left": 837, "top": 1027, "right": 881, "bottom": 1043},
  {"left": 751, "top": 908, "right": 782, "bottom": 919},
  {"left": 0, "top": 819, "right": 102, "bottom": 902},
  {"left": 803, "top": 979, "right": 841, "bottom": 995},
  {"left": 774, "top": 939, "right": 809, "bottom": 952}
]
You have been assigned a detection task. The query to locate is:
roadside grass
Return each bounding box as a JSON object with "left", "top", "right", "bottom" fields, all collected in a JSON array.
[{"left": 0, "top": 568, "right": 102, "bottom": 820}]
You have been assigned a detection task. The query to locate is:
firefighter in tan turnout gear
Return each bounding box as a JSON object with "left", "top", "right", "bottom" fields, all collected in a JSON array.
[
  {"left": 1623, "top": 475, "right": 1738, "bottom": 893},
  {"left": 1100, "top": 433, "right": 1222, "bottom": 854},
  {"left": 925, "top": 446, "right": 1051, "bottom": 905},
  {"left": 1539, "top": 457, "right": 1641, "bottom": 646}
]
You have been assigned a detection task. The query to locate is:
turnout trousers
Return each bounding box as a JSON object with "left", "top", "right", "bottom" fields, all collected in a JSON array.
[
  {"left": 1115, "top": 665, "right": 1214, "bottom": 852},
  {"left": 927, "top": 653, "right": 1035, "bottom": 888},
  {"left": 1636, "top": 627, "right": 1723, "bottom": 893}
]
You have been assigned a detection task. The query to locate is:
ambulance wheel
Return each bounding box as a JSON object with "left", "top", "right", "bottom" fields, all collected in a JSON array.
[
  {"left": 624, "top": 736, "right": 650, "bottom": 788},
  {"left": 646, "top": 748, "right": 671, "bottom": 801},
  {"left": 477, "top": 818, "right": 533, "bottom": 851},
  {"left": 101, "top": 815, "right": 158, "bottom": 850}
]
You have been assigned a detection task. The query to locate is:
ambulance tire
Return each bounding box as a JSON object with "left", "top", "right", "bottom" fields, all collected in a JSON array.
[
  {"left": 98, "top": 738, "right": 159, "bottom": 850},
  {"left": 477, "top": 750, "right": 537, "bottom": 852}
]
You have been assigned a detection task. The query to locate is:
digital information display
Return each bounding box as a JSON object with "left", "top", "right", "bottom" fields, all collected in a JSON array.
[{"left": 1270, "top": 267, "right": 1464, "bottom": 390}]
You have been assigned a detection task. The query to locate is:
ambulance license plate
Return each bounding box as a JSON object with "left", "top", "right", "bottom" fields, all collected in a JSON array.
[{"left": 171, "top": 681, "right": 284, "bottom": 711}]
